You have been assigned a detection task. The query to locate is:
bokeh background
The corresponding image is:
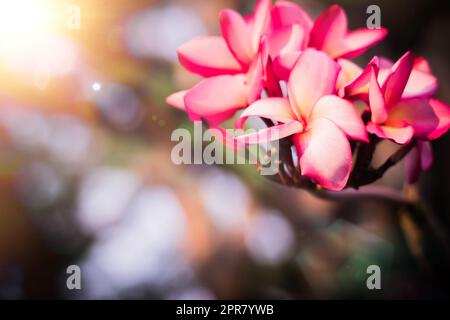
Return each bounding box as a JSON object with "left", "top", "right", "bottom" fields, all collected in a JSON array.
[{"left": 0, "top": 0, "right": 449, "bottom": 299}]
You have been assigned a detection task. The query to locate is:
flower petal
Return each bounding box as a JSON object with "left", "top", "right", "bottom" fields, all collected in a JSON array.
[
  {"left": 382, "top": 51, "right": 415, "bottom": 107},
  {"left": 177, "top": 36, "right": 242, "bottom": 77},
  {"left": 339, "top": 28, "right": 388, "bottom": 59},
  {"left": 309, "top": 95, "right": 368, "bottom": 142},
  {"left": 288, "top": 49, "right": 339, "bottom": 120},
  {"left": 206, "top": 110, "right": 239, "bottom": 126},
  {"left": 386, "top": 98, "right": 439, "bottom": 139},
  {"left": 309, "top": 5, "right": 387, "bottom": 59},
  {"left": 379, "top": 57, "right": 394, "bottom": 69},
  {"left": 273, "top": 51, "right": 301, "bottom": 81},
  {"left": 210, "top": 126, "right": 246, "bottom": 151},
  {"left": 340, "top": 58, "right": 388, "bottom": 123},
  {"left": 267, "top": 24, "right": 304, "bottom": 58},
  {"left": 368, "top": 64, "right": 388, "bottom": 123},
  {"left": 235, "top": 96, "right": 303, "bottom": 145},
  {"left": 166, "top": 90, "right": 188, "bottom": 111},
  {"left": 366, "top": 122, "right": 414, "bottom": 144},
  {"left": 340, "top": 56, "right": 379, "bottom": 98},
  {"left": 294, "top": 118, "right": 352, "bottom": 191},
  {"left": 166, "top": 90, "right": 202, "bottom": 122},
  {"left": 184, "top": 75, "right": 248, "bottom": 116},
  {"left": 250, "top": 0, "right": 271, "bottom": 53},
  {"left": 336, "top": 59, "right": 364, "bottom": 93},
  {"left": 347, "top": 58, "right": 389, "bottom": 90},
  {"left": 236, "top": 97, "right": 297, "bottom": 129},
  {"left": 271, "top": 1, "right": 313, "bottom": 30},
  {"left": 235, "top": 121, "right": 303, "bottom": 144},
  {"left": 166, "top": 90, "right": 241, "bottom": 125},
  {"left": 414, "top": 57, "right": 432, "bottom": 73},
  {"left": 246, "top": 53, "right": 265, "bottom": 104},
  {"left": 271, "top": 1, "right": 313, "bottom": 47},
  {"left": 427, "top": 99, "right": 450, "bottom": 140},
  {"left": 402, "top": 68, "right": 438, "bottom": 99},
  {"left": 264, "top": 56, "right": 283, "bottom": 97},
  {"left": 308, "top": 5, "right": 347, "bottom": 58},
  {"left": 220, "top": 9, "right": 254, "bottom": 67}
]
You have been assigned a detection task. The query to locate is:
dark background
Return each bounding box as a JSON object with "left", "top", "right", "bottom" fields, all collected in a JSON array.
[{"left": 0, "top": 0, "right": 449, "bottom": 299}]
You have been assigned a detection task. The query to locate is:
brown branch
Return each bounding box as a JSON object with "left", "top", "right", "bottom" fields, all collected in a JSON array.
[
  {"left": 374, "top": 140, "right": 416, "bottom": 177},
  {"left": 350, "top": 139, "right": 416, "bottom": 188}
]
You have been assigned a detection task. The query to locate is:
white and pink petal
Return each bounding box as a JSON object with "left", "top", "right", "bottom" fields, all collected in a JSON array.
[
  {"left": 366, "top": 122, "right": 414, "bottom": 144},
  {"left": 220, "top": 9, "right": 254, "bottom": 67},
  {"left": 184, "top": 75, "right": 249, "bottom": 116},
  {"left": 177, "top": 36, "right": 242, "bottom": 77},
  {"left": 294, "top": 118, "right": 352, "bottom": 191},
  {"left": 288, "top": 49, "right": 340, "bottom": 120},
  {"left": 309, "top": 95, "right": 368, "bottom": 142}
]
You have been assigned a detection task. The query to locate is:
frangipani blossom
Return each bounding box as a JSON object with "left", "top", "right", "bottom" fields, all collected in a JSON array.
[
  {"left": 167, "top": 0, "right": 316, "bottom": 125},
  {"left": 166, "top": 1, "right": 450, "bottom": 190},
  {"left": 268, "top": 1, "right": 312, "bottom": 76},
  {"left": 344, "top": 51, "right": 450, "bottom": 144},
  {"left": 166, "top": 0, "right": 272, "bottom": 124},
  {"left": 235, "top": 49, "right": 367, "bottom": 190},
  {"left": 379, "top": 56, "right": 438, "bottom": 100},
  {"left": 340, "top": 55, "right": 438, "bottom": 100},
  {"left": 272, "top": 4, "right": 387, "bottom": 81},
  {"left": 336, "top": 58, "right": 365, "bottom": 93},
  {"left": 270, "top": 0, "right": 314, "bottom": 43},
  {"left": 178, "top": 0, "right": 270, "bottom": 76},
  {"left": 168, "top": 2, "right": 389, "bottom": 121},
  {"left": 309, "top": 4, "right": 387, "bottom": 59}
]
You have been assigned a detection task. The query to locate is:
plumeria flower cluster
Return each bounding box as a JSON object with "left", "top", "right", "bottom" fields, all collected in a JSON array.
[{"left": 167, "top": 0, "right": 450, "bottom": 191}]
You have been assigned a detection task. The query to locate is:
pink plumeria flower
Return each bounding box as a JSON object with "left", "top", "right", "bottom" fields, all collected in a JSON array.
[
  {"left": 309, "top": 4, "right": 387, "bottom": 59},
  {"left": 343, "top": 51, "right": 450, "bottom": 144},
  {"left": 339, "top": 55, "right": 438, "bottom": 100},
  {"left": 268, "top": 1, "right": 313, "bottom": 80},
  {"left": 272, "top": 4, "right": 388, "bottom": 81},
  {"left": 166, "top": 0, "right": 272, "bottom": 125},
  {"left": 270, "top": 1, "right": 313, "bottom": 45},
  {"left": 336, "top": 58, "right": 367, "bottom": 94},
  {"left": 235, "top": 49, "right": 368, "bottom": 190}
]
